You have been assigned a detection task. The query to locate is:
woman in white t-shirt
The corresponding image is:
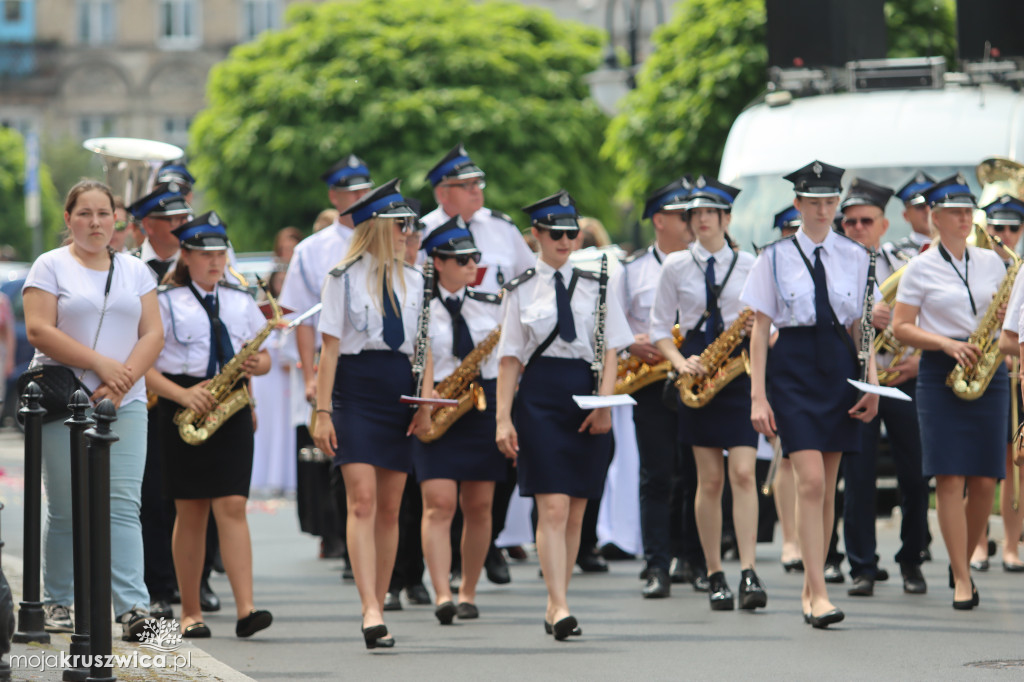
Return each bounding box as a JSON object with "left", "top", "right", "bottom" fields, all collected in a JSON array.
[{"left": 23, "top": 180, "right": 164, "bottom": 641}]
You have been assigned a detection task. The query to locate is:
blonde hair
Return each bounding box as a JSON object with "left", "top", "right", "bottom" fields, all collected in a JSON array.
[
  {"left": 340, "top": 216, "right": 405, "bottom": 315},
  {"left": 578, "top": 217, "right": 611, "bottom": 248},
  {"left": 313, "top": 209, "right": 339, "bottom": 233}
]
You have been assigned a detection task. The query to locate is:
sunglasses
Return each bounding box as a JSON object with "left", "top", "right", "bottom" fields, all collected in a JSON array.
[
  {"left": 992, "top": 224, "right": 1022, "bottom": 233},
  {"left": 441, "top": 252, "right": 482, "bottom": 266},
  {"left": 393, "top": 217, "right": 418, "bottom": 233},
  {"left": 442, "top": 180, "right": 486, "bottom": 191},
  {"left": 537, "top": 226, "right": 581, "bottom": 241},
  {"left": 841, "top": 216, "right": 882, "bottom": 228}
]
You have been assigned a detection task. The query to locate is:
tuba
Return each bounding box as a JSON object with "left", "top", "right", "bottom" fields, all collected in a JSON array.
[
  {"left": 675, "top": 308, "right": 754, "bottom": 408},
  {"left": 83, "top": 137, "right": 185, "bottom": 206},
  {"left": 975, "top": 157, "right": 1024, "bottom": 230}
]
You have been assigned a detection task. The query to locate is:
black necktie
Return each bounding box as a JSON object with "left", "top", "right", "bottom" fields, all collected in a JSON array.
[
  {"left": 554, "top": 271, "right": 576, "bottom": 342},
  {"left": 381, "top": 272, "right": 404, "bottom": 351},
  {"left": 443, "top": 296, "right": 474, "bottom": 359},
  {"left": 148, "top": 258, "right": 171, "bottom": 282},
  {"left": 812, "top": 246, "right": 834, "bottom": 374},
  {"left": 704, "top": 255, "right": 722, "bottom": 345},
  {"left": 199, "top": 293, "right": 234, "bottom": 378}
]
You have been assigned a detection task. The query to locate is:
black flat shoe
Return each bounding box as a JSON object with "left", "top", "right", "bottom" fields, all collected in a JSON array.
[
  {"left": 552, "top": 615, "right": 578, "bottom": 641},
  {"left": 642, "top": 567, "right": 671, "bottom": 599},
  {"left": 808, "top": 608, "right": 844, "bottom": 629},
  {"left": 803, "top": 612, "right": 811, "bottom": 624},
  {"left": 236, "top": 609, "right": 272, "bottom": 638},
  {"left": 708, "top": 571, "right": 734, "bottom": 611},
  {"left": 738, "top": 569, "right": 766, "bottom": 609},
  {"left": 383, "top": 591, "right": 402, "bottom": 611},
  {"left": 435, "top": 601, "right": 456, "bottom": 625},
  {"left": 847, "top": 575, "right": 874, "bottom": 597},
  {"left": 544, "top": 620, "right": 581, "bottom": 636},
  {"left": 406, "top": 584, "right": 431, "bottom": 605},
  {"left": 362, "top": 624, "right": 395, "bottom": 649},
  {"left": 456, "top": 602, "right": 479, "bottom": 620},
  {"left": 782, "top": 558, "right": 804, "bottom": 573},
  {"left": 1003, "top": 561, "right": 1024, "bottom": 573},
  {"left": 182, "top": 622, "right": 210, "bottom": 638},
  {"left": 200, "top": 579, "right": 221, "bottom": 612},
  {"left": 970, "top": 559, "right": 989, "bottom": 572},
  {"left": 576, "top": 551, "right": 609, "bottom": 573},
  {"left": 823, "top": 563, "right": 845, "bottom": 584},
  {"left": 952, "top": 597, "right": 974, "bottom": 610}
]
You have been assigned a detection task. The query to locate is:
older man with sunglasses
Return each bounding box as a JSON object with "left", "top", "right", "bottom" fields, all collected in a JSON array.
[{"left": 838, "top": 177, "right": 929, "bottom": 598}]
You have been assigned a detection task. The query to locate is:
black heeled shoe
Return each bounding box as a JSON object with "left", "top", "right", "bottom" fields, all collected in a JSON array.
[
  {"left": 544, "top": 620, "right": 582, "bottom": 636},
  {"left": 738, "top": 569, "right": 767, "bottom": 610},
  {"left": 707, "top": 571, "right": 734, "bottom": 611},
  {"left": 952, "top": 578, "right": 979, "bottom": 610},
  {"left": 362, "top": 624, "right": 395, "bottom": 649},
  {"left": 551, "top": 615, "right": 578, "bottom": 641},
  {"left": 808, "top": 608, "right": 844, "bottom": 629},
  {"left": 434, "top": 601, "right": 456, "bottom": 625}
]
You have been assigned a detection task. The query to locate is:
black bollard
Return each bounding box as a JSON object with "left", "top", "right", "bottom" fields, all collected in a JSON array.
[
  {"left": 85, "top": 399, "right": 117, "bottom": 682},
  {"left": 13, "top": 382, "right": 49, "bottom": 644},
  {"left": 0, "top": 501, "right": 15, "bottom": 681},
  {"left": 64, "top": 391, "right": 94, "bottom": 682}
]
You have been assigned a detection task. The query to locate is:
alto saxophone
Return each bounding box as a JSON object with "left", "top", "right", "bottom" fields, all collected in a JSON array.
[
  {"left": 614, "top": 325, "right": 683, "bottom": 395},
  {"left": 675, "top": 308, "right": 754, "bottom": 408},
  {"left": 417, "top": 326, "right": 501, "bottom": 443},
  {"left": 174, "top": 286, "right": 283, "bottom": 445},
  {"left": 874, "top": 266, "right": 921, "bottom": 384}
]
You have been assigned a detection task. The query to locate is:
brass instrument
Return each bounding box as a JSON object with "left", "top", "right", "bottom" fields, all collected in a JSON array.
[
  {"left": 874, "top": 267, "right": 921, "bottom": 384},
  {"left": 975, "top": 157, "right": 1024, "bottom": 230},
  {"left": 675, "top": 308, "right": 754, "bottom": 408},
  {"left": 946, "top": 228, "right": 1020, "bottom": 400},
  {"left": 614, "top": 325, "right": 682, "bottom": 395},
  {"left": 174, "top": 283, "right": 283, "bottom": 445},
  {"left": 417, "top": 326, "right": 501, "bottom": 443}
]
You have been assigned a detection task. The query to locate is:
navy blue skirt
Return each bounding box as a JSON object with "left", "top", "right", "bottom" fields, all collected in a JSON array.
[
  {"left": 917, "top": 350, "right": 1006, "bottom": 478},
  {"left": 514, "top": 357, "right": 612, "bottom": 499},
  {"left": 768, "top": 326, "right": 861, "bottom": 456},
  {"left": 331, "top": 350, "right": 415, "bottom": 474},
  {"left": 677, "top": 334, "right": 758, "bottom": 449},
  {"left": 413, "top": 378, "right": 506, "bottom": 482}
]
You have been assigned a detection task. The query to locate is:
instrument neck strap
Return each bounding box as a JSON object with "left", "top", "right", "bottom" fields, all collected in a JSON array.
[
  {"left": 527, "top": 270, "right": 580, "bottom": 366},
  {"left": 687, "top": 247, "right": 739, "bottom": 336},
  {"left": 790, "top": 237, "right": 858, "bottom": 363},
  {"left": 188, "top": 283, "right": 233, "bottom": 377},
  {"left": 937, "top": 242, "right": 976, "bottom": 316}
]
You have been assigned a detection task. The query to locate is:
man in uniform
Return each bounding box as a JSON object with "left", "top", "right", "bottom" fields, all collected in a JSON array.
[
  {"left": 890, "top": 171, "right": 935, "bottom": 259},
  {"left": 129, "top": 182, "right": 192, "bottom": 283},
  {"left": 838, "top": 178, "right": 928, "bottom": 597}
]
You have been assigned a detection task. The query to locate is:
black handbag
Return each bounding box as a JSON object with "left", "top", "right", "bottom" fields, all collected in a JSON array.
[{"left": 16, "top": 365, "right": 89, "bottom": 423}]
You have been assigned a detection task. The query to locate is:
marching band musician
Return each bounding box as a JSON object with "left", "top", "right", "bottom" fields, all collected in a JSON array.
[
  {"left": 312, "top": 179, "right": 434, "bottom": 650},
  {"left": 618, "top": 177, "right": 700, "bottom": 600},
  {"left": 144, "top": 211, "right": 273, "bottom": 639},
  {"left": 741, "top": 161, "right": 879, "bottom": 628},
  {"left": 650, "top": 176, "right": 764, "bottom": 611},
  {"left": 890, "top": 172, "right": 937, "bottom": 260},
  {"left": 414, "top": 219, "right": 505, "bottom": 624},
  {"left": 892, "top": 175, "right": 1008, "bottom": 611},
  {"left": 495, "top": 190, "right": 632, "bottom": 641},
  {"left": 837, "top": 179, "right": 929, "bottom": 597}
]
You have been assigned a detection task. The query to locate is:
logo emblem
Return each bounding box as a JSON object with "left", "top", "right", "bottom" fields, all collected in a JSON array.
[
  {"left": 167, "top": 181, "right": 180, "bottom": 193},
  {"left": 347, "top": 155, "right": 360, "bottom": 168},
  {"left": 955, "top": 173, "right": 965, "bottom": 184},
  {"left": 812, "top": 162, "right": 823, "bottom": 177},
  {"left": 209, "top": 212, "right": 221, "bottom": 226},
  {"left": 916, "top": 172, "right": 926, "bottom": 183},
  {"left": 138, "top": 618, "right": 183, "bottom": 652},
  {"left": 1001, "top": 195, "right": 1011, "bottom": 204},
  {"left": 696, "top": 176, "right": 706, "bottom": 188},
  {"left": 558, "top": 193, "right": 570, "bottom": 207}
]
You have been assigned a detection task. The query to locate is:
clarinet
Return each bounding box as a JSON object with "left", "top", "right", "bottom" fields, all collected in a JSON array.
[
  {"left": 411, "top": 260, "right": 435, "bottom": 400},
  {"left": 858, "top": 248, "right": 877, "bottom": 383},
  {"left": 590, "top": 254, "right": 609, "bottom": 395}
]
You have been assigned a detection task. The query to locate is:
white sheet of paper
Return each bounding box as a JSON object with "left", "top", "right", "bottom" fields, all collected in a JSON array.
[
  {"left": 399, "top": 396, "right": 460, "bottom": 406},
  {"left": 573, "top": 394, "right": 638, "bottom": 409},
  {"left": 847, "top": 379, "right": 912, "bottom": 402}
]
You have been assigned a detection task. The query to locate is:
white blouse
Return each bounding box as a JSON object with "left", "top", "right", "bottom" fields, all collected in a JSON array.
[
  {"left": 616, "top": 244, "right": 667, "bottom": 337},
  {"left": 429, "top": 285, "right": 503, "bottom": 382},
  {"left": 278, "top": 220, "right": 354, "bottom": 334}
]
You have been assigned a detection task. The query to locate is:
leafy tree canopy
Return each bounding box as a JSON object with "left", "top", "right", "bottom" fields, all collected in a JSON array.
[
  {"left": 0, "top": 127, "right": 65, "bottom": 259},
  {"left": 190, "top": 0, "right": 618, "bottom": 250}
]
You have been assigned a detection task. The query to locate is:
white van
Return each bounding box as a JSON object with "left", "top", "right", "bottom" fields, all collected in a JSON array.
[{"left": 719, "top": 59, "right": 1024, "bottom": 251}]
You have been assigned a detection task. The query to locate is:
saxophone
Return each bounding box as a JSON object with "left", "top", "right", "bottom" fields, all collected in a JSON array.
[
  {"left": 614, "top": 325, "right": 683, "bottom": 395},
  {"left": 874, "top": 267, "right": 921, "bottom": 384},
  {"left": 675, "top": 308, "right": 754, "bottom": 408},
  {"left": 417, "top": 326, "right": 501, "bottom": 443},
  {"left": 174, "top": 286, "right": 283, "bottom": 445},
  {"left": 946, "top": 231, "right": 1020, "bottom": 400}
]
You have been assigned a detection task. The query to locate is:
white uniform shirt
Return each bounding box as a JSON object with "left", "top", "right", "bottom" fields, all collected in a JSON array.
[
  {"left": 318, "top": 256, "right": 424, "bottom": 357},
  {"left": 279, "top": 220, "right": 355, "bottom": 332},
  {"left": 1006, "top": 267, "right": 1024, "bottom": 334},
  {"left": 421, "top": 207, "right": 535, "bottom": 294},
  {"left": 740, "top": 228, "right": 870, "bottom": 328},
  {"left": 155, "top": 283, "right": 266, "bottom": 377},
  {"left": 617, "top": 244, "right": 668, "bottom": 336},
  {"left": 497, "top": 258, "right": 633, "bottom": 365},
  {"left": 24, "top": 247, "right": 156, "bottom": 405},
  {"left": 896, "top": 244, "right": 1005, "bottom": 338},
  {"left": 430, "top": 284, "right": 502, "bottom": 382},
  {"left": 650, "top": 242, "right": 754, "bottom": 343}
]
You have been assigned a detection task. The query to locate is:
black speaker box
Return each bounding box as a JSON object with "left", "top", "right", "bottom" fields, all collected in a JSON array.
[
  {"left": 957, "top": 0, "right": 1024, "bottom": 61},
  {"left": 766, "top": 0, "right": 887, "bottom": 69}
]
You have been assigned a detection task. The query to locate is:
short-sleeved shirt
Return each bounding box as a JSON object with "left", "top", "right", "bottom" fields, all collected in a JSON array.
[
  {"left": 740, "top": 228, "right": 870, "bottom": 328},
  {"left": 155, "top": 283, "right": 266, "bottom": 377},
  {"left": 617, "top": 244, "right": 668, "bottom": 337},
  {"left": 650, "top": 242, "right": 754, "bottom": 343},
  {"left": 279, "top": 220, "right": 355, "bottom": 334},
  {"left": 497, "top": 257, "right": 633, "bottom": 365},
  {"left": 896, "top": 244, "right": 1006, "bottom": 338},
  {"left": 318, "top": 256, "right": 424, "bottom": 358},
  {"left": 23, "top": 246, "right": 157, "bottom": 405},
  {"left": 430, "top": 284, "right": 502, "bottom": 382},
  {"left": 1004, "top": 266, "right": 1024, "bottom": 335}
]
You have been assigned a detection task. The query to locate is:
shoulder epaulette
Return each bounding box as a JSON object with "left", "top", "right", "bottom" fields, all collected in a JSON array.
[
  {"left": 502, "top": 268, "right": 535, "bottom": 292},
  {"left": 466, "top": 289, "right": 501, "bottom": 304},
  {"left": 156, "top": 283, "right": 179, "bottom": 294},
  {"left": 129, "top": 247, "right": 142, "bottom": 259},
  {"left": 219, "top": 281, "right": 250, "bottom": 294},
  {"left": 574, "top": 268, "right": 602, "bottom": 281},
  {"left": 489, "top": 208, "right": 516, "bottom": 226},
  {"left": 622, "top": 247, "right": 648, "bottom": 265},
  {"left": 755, "top": 237, "right": 790, "bottom": 254},
  {"left": 835, "top": 231, "right": 870, "bottom": 253},
  {"left": 329, "top": 255, "right": 362, "bottom": 278}
]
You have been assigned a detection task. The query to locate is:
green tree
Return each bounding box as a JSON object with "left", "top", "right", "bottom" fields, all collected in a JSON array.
[
  {"left": 0, "top": 127, "right": 65, "bottom": 260},
  {"left": 603, "top": 0, "right": 958, "bottom": 229},
  {"left": 190, "top": 0, "right": 617, "bottom": 250}
]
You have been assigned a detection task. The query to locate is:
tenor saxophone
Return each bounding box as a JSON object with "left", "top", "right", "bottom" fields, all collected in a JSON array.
[
  {"left": 675, "top": 308, "right": 754, "bottom": 408},
  {"left": 174, "top": 286, "right": 283, "bottom": 445},
  {"left": 614, "top": 325, "right": 683, "bottom": 395},
  {"left": 417, "top": 326, "right": 501, "bottom": 443}
]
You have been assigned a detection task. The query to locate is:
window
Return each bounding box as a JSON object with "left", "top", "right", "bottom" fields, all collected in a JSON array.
[
  {"left": 163, "top": 116, "right": 191, "bottom": 147},
  {"left": 3, "top": 1, "right": 22, "bottom": 23},
  {"left": 158, "top": 0, "right": 199, "bottom": 48},
  {"left": 79, "top": 115, "right": 116, "bottom": 140},
  {"left": 77, "top": 0, "right": 115, "bottom": 45},
  {"left": 241, "top": 0, "right": 281, "bottom": 41}
]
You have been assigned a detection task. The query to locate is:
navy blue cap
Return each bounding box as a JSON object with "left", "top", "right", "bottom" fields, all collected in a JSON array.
[
  {"left": 773, "top": 206, "right": 802, "bottom": 231},
  {"left": 341, "top": 178, "right": 417, "bottom": 226},
  {"left": 522, "top": 190, "right": 579, "bottom": 229},
  {"left": 427, "top": 144, "right": 485, "bottom": 187},
  {"left": 422, "top": 216, "right": 479, "bottom": 256},
  {"left": 128, "top": 182, "right": 191, "bottom": 220},
  {"left": 687, "top": 175, "right": 740, "bottom": 211},
  {"left": 784, "top": 160, "right": 844, "bottom": 197},
  {"left": 841, "top": 177, "right": 894, "bottom": 211},
  {"left": 642, "top": 176, "right": 692, "bottom": 220},
  {"left": 157, "top": 161, "right": 195, "bottom": 189},
  {"left": 983, "top": 194, "right": 1024, "bottom": 225},
  {"left": 172, "top": 210, "right": 228, "bottom": 251},
  {"left": 321, "top": 155, "right": 373, "bottom": 190},
  {"left": 923, "top": 174, "right": 976, "bottom": 209},
  {"left": 896, "top": 171, "right": 935, "bottom": 205}
]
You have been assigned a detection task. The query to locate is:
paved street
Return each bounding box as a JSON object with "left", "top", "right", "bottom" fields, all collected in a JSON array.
[{"left": 0, "top": 429, "right": 1022, "bottom": 680}]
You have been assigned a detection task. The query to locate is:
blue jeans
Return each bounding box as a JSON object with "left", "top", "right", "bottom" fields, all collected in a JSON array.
[{"left": 42, "top": 400, "right": 150, "bottom": 617}]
